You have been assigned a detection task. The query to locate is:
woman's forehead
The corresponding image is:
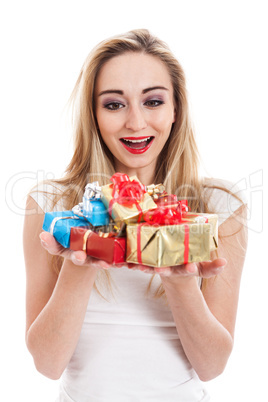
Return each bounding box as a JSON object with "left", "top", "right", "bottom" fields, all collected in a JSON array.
[{"left": 95, "top": 52, "right": 173, "bottom": 93}]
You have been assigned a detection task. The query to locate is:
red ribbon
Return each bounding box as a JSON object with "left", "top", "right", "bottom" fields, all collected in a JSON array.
[
  {"left": 109, "top": 173, "right": 146, "bottom": 221},
  {"left": 183, "top": 225, "right": 190, "bottom": 265},
  {"left": 137, "top": 224, "right": 143, "bottom": 264},
  {"left": 177, "top": 199, "right": 189, "bottom": 214},
  {"left": 143, "top": 200, "right": 189, "bottom": 225},
  {"left": 155, "top": 195, "right": 188, "bottom": 209},
  {"left": 154, "top": 193, "right": 178, "bottom": 206},
  {"left": 143, "top": 207, "right": 183, "bottom": 225}
]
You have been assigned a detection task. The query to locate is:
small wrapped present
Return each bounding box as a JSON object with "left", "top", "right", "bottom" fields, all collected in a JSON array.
[
  {"left": 126, "top": 203, "right": 217, "bottom": 267},
  {"left": 101, "top": 173, "right": 157, "bottom": 224},
  {"left": 154, "top": 197, "right": 218, "bottom": 251},
  {"left": 145, "top": 183, "right": 165, "bottom": 199},
  {"left": 42, "top": 211, "right": 90, "bottom": 248},
  {"left": 72, "top": 181, "right": 110, "bottom": 227},
  {"left": 70, "top": 226, "right": 126, "bottom": 264}
]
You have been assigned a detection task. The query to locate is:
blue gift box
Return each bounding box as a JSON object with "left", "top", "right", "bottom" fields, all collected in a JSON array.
[
  {"left": 82, "top": 197, "right": 109, "bottom": 226},
  {"left": 42, "top": 211, "right": 90, "bottom": 248},
  {"left": 81, "top": 181, "right": 110, "bottom": 227}
]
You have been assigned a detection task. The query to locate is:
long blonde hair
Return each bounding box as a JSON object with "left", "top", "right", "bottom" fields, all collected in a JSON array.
[
  {"left": 54, "top": 29, "right": 202, "bottom": 208},
  {"left": 47, "top": 29, "right": 231, "bottom": 295}
]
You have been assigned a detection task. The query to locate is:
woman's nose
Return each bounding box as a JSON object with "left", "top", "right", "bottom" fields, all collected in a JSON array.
[{"left": 125, "top": 105, "right": 147, "bottom": 132}]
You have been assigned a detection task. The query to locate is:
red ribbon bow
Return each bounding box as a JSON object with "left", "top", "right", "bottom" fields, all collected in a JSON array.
[
  {"left": 143, "top": 200, "right": 189, "bottom": 226},
  {"left": 143, "top": 207, "right": 183, "bottom": 225},
  {"left": 109, "top": 173, "right": 146, "bottom": 220},
  {"left": 137, "top": 200, "right": 190, "bottom": 265}
]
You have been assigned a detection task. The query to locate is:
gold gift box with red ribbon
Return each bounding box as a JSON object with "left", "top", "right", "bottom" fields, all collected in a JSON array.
[
  {"left": 126, "top": 200, "right": 218, "bottom": 267},
  {"left": 101, "top": 173, "right": 157, "bottom": 224}
]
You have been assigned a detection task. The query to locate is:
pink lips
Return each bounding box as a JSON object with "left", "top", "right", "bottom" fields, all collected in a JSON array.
[{"left": 119, "top": 136, "right": 154, "bottom": 154}]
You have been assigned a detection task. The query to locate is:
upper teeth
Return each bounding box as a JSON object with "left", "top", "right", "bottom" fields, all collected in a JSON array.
[{"left": 123, "top": 137, "right": 151, "bottom": 143}]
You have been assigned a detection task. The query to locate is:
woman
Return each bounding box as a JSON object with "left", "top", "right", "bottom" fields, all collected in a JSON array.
[{"left": 24, "top": 29, "right": 247, "bottom": 401}]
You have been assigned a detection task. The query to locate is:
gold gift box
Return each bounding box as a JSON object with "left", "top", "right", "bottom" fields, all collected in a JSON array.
[
  {"left": 126, "top": 221, "right": 213, "bottom": 267},
  {"left": 184, "top": 212, "right": 218, "bottom": 251},
  {"left": 101, "top": 176, "right": 157, "bottom": 224}
]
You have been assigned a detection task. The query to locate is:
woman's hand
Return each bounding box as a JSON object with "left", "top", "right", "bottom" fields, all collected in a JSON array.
[
  {"left": 127, "top": 258, "right": 226, "bottom": 279},
  {"left": 40, "top": 231, "right": 226, "bottom": 277},
  {"left": 39, "top": 231, "right": 115, "bottom": 270}
]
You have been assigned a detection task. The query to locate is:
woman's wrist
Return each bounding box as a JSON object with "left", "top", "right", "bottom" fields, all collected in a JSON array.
[
  {"left": 60, "top": 258, "right": 99, "bottom": 285},
  {"left": 160, "top": 274, "right": 200, "bottom": 296}
]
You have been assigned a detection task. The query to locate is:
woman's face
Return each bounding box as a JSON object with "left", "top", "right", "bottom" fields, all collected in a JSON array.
[{"left": 94, "top": 52, "right": 176, "bottom": 179}]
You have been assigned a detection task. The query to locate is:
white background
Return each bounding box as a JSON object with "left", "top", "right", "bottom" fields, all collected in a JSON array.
[{"left": 1, "top": 1, "right": 267, "bottom": 401}]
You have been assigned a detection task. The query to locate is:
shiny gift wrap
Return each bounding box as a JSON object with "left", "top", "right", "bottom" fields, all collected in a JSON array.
[
  {"left": 185, "top": 212, "right": 218, "bottom": 251},
  {"left": 72, "top": 181, "right": 110, "bottom": 227},
  {"left": 70, "top": 227, "right": 126, "bottom": 264},
  {"left": 154, "top": 197, "right": 218, "bottom": 252},
  {"left": 126, "top": 222, "right": 212, "bottom": 267},
  {"left": 82, "top": 181, "right": 110, "bottom": 226},
  {"left": 42, "top": 211, "right": 90, "bottom": 248},
  {"left": 101, "top": 173, "right": 157, "bottom": 224}
]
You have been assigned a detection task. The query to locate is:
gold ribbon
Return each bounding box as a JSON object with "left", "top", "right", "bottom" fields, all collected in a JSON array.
[
  {"left": 82, "top": 229, "right": 92, "bottom": 251},
  {"left": 49, "top": 215, "right": 79, "bottom": 235}
]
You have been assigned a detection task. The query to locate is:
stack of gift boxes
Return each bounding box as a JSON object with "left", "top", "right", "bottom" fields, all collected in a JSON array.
[{"left": 43, "top": 173, "right": 218, "bottom": 267}]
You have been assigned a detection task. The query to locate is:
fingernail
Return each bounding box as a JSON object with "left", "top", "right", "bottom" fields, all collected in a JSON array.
[
  {"left": 215, "top": 266, "right": 224, "bottom": 273},
  {"left": 40, "top": 239, "right": 48, "bottom": 248},
  {"left": 39, "top": 233, "right": 48, "bottom": 246},
  {"left": 74, "top": 256, "right": 85, "bottom": 263}
]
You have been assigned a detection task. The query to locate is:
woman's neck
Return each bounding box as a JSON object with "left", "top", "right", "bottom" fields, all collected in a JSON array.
[{"left": 114, "top": 162, "right": 156, "bottom": 186}]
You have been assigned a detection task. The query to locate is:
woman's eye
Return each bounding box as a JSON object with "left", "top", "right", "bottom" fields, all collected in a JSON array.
[
  {"left": 104, "top": 102, "right": 124, "bottom": 111},
  {"left": 145, "top": 99, "right": 164, "bottom": 107}
]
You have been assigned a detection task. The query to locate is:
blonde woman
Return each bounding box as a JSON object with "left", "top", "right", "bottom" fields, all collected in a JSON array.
[{"left": 24, "top": 29, "right": 247, "bottom": 401}]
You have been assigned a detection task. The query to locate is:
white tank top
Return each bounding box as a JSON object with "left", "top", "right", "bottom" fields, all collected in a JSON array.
[{"left": 31, "top": 178, "right": 246, "bottom": 402}]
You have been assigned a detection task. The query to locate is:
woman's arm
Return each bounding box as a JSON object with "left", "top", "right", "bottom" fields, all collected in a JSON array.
[
  {"left": 24, "top": 196, "right": 108, "bottom": 379},
  {"left": 159, "top": 204, "right": 248, "bottom": 381}
]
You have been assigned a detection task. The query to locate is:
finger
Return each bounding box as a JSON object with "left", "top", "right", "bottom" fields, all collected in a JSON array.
[
  {"left": 127, "top": 263, "right": 155, "bottom": 274},
  {"left": 39, "top": 231, "right": 65, "bottom": 255},
  {"left": 71, "top": 252, "right": 112, "bottom": 269},
  {"left": 144, "top": 269, "right": 155, "bottom": 274},
  {"left": 40, "top": 232, "right": 113, "bottom": 270},
  {"left": 199, "top": 258, "right": 226, "bottom": 271},
  {"left": 71, "top": 250, "right": 87, "bottom": 266},
  {"left": 184, "top": 263, "right": 199, "bottom": 274},
  {"left": 97, "top": 260, "right": 113, "bottom": 269},
  {"left": 157, "top": 264, "right": 200, "bottom": 277},
  {"left": 154, "top": 267, "right": 172, "bottom": 276},
  {"left": 113, "top": 263, "right": 127, "bottom": 268},
  {"left": 197, "top": 258, "right": 227, "bottom": 278},
  {"left": 127, "top": 263, "right": 141, "bottom": 270},
  {"left": 157, "top": 263, "right": 197, "bottom": 276}
]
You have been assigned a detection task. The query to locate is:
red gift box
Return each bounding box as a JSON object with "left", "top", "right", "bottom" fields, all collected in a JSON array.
[{"left": 70, "top": 227, "right": 126, "bottom": 264}]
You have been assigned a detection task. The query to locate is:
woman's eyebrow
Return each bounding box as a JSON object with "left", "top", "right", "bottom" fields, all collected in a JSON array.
[
  {"left": 142, "top": 86, "right": 169, "bottom": 94},
  {"left": 98, "top": 86, "right": 169, "bottom": 97},
  {"left": 98, "top": 89, "right": 123, "bottom": 96}
]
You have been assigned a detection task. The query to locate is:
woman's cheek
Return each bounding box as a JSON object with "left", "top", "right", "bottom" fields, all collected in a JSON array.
[
  {"left": 101, "top": 114, "right": 124, "bottom": 135},
  {"left": 151, "top": 108, "right": 173, "bottom": 126}
]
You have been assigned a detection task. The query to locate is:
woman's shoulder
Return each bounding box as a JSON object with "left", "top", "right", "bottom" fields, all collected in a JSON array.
[
  {"left": 30, "top": 180, "right": 66, "bottom": 213},
  {"left": 202, "top": 177, "right": 247, "bottom": 226}
]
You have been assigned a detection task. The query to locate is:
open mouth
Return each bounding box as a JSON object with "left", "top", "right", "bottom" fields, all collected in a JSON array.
[{"left": 119, "top": 136, "right": 154, "bottom": 154}]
